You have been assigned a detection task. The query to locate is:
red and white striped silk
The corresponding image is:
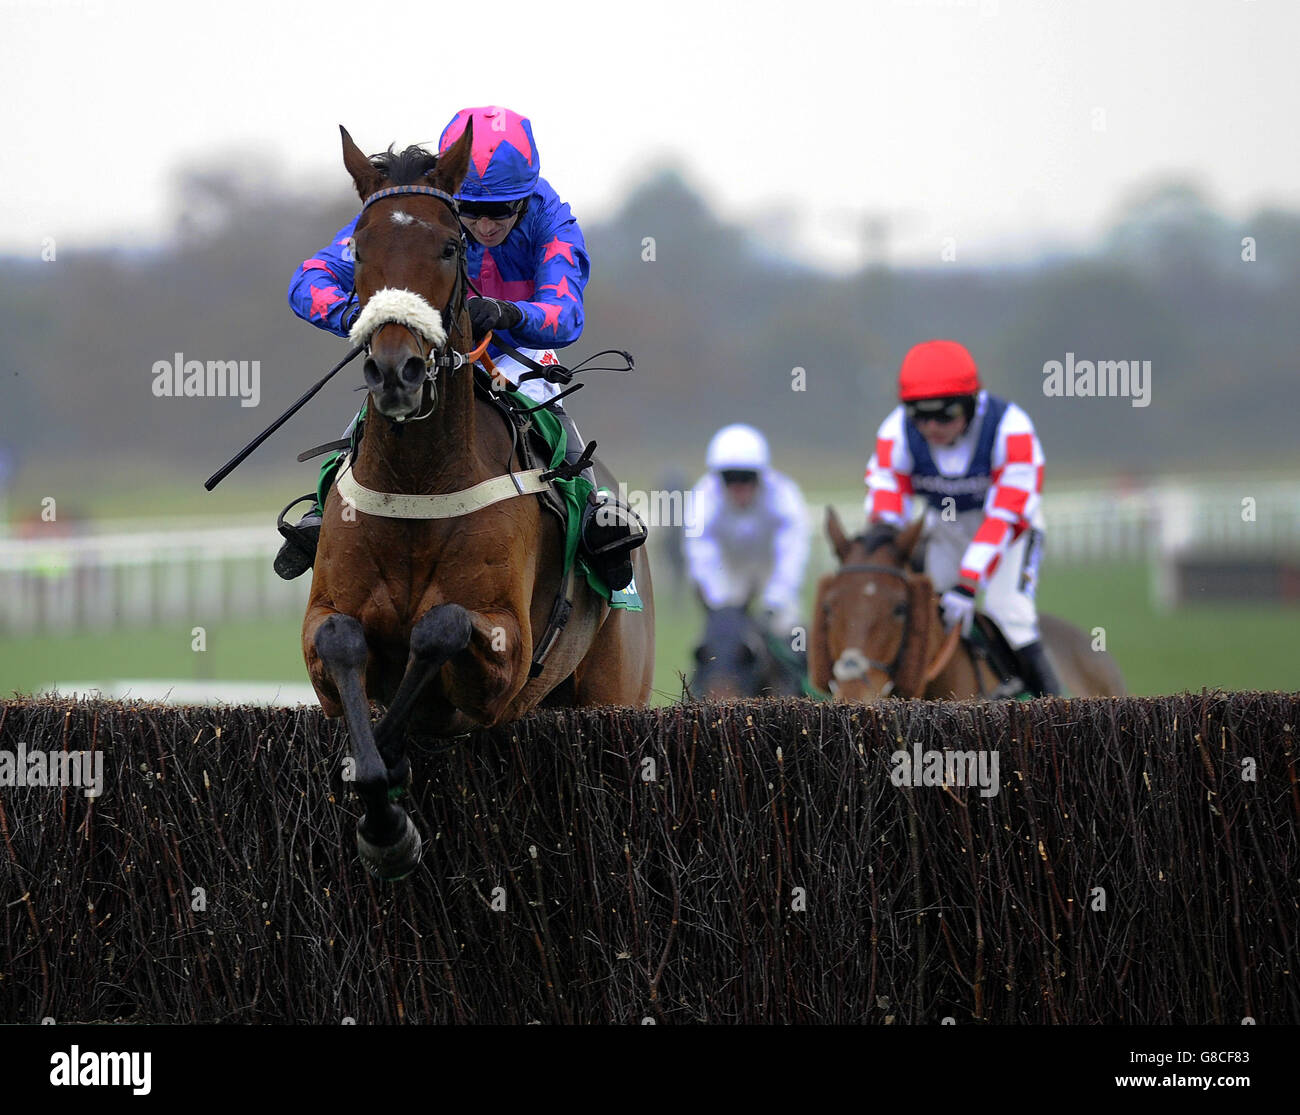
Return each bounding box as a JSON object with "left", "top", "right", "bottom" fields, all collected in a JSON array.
[
  {"left": 863, "top": 407, "right": 916, "bottom": 527},
  {"left": 863, "top": 401, "right": 1045, "bottom": 592}
]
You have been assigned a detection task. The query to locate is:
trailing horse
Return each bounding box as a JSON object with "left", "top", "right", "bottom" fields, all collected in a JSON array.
[
  {"left": 690, "top": 604, "right": 805, "bottom": 699},
  {"left": 304, "top": 123, "right": 655, "bottom": 879},
  {"left": 810, "top": 508, "right": 1124, "bottom": 701}
]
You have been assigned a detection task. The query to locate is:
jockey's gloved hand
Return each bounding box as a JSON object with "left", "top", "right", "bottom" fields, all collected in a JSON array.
[
  {"left": 468, "top": 296, "right": 524, "bottom": 338},
  {"left": 342, "top": 297, "right": 360, "bottom": 336},
  {"left": 940, "top": 584, "right": 976, "bottom": 636}
]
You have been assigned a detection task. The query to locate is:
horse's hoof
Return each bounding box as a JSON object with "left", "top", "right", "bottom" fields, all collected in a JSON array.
[{"left": 356, "top": 813, "right": 422, "bottom": 882}]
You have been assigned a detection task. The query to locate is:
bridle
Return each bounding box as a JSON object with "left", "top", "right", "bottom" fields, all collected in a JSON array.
[
  {"left": 822, "top": 549, "right": 961, "bottom": 698},
  {"left": 202, "top": 182, "right": 489, "bottom": 490},
  {"left": 823, "top": 561, "right": 913, "bottom": 697},
  {"left": 351, "top": 184, "right": 478, "bottom": 421}
]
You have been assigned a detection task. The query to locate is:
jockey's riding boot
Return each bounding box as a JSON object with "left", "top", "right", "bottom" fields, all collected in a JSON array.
[
  {"left": 551, "top": 404, "right": 647, "bottom": 592},
  {"left": 274, "top": 494, "right": 322, "bottom": 581},
  {"left": 1016, "top": 639, "right": 1064, "bottom": 696}
]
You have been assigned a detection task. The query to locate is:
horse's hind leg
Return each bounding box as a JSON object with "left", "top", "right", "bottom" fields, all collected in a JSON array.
[
  {"left": 313, "top": 613, "right": 422, "bottom": 881},
  {"left": 373, "top": 604, "right": 473, "bottom": 776}
]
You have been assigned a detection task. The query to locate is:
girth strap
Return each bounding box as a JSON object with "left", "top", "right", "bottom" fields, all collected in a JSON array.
[{"left": 334, "top": 454, "right": 552, "bottom": 519}]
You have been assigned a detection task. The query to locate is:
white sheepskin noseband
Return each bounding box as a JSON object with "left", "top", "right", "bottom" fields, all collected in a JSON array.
[{"left": 348, "top": 287, "right": 448, "bottom": 350}]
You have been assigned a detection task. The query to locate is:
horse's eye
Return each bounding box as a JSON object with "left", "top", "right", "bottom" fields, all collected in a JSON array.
[
  {"left": 893, "top": 602, "right": 908, "bottom": 617},
  {"left": 441, "top": 241, "right": 457, "bottom": 260}
]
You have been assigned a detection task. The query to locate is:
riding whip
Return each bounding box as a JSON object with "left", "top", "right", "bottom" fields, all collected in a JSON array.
[{"left": 204, "top": 344, "right": 364, "bottom": 490}]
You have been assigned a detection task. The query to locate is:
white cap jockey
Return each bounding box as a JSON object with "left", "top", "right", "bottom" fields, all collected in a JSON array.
[
  {"left": 706, "top": 423, "right": 771, "bottom": 473},
  {"left": 686, "top": 424, "right": 807, "bottom": 639}
]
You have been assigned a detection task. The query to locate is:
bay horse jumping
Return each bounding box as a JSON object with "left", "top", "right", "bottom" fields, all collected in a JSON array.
[
  {"left": 304, "top": 122, "right": 655, "bottom": 879},
  {"left": 810, "top": 508, "right": 1124, "bottom": 701}
]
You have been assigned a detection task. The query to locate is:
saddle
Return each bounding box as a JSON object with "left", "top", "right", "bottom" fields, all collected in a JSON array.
[{"left": 470, "top": 374, "right": 569, "bottom": 506}]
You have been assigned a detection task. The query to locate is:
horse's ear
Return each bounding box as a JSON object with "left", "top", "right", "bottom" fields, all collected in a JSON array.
[
  {"left": 826, "top": 506, "right": 853, "bottom": 564},
  {"left": 341, "top": 125, "right": 382, "bottom": 202},
  {"left": 895, "top": 516, "right": 926, "bottom": 563},
  {"left": 432, "top": 116, "right": 473, "bottom": 196},
  {"left": 808, "top": 575, "right": 835, "bottom": 694}
]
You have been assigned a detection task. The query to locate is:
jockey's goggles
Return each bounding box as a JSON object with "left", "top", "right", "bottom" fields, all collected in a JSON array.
[
  {"left": 720, "top": 469, "right": 760, "bottom": 486},
  {"left": 905, "top": 397, "right": 968, "bottom": 424},
  {"left": 459, "top": 199, "right": 527, "bottom": 222}
]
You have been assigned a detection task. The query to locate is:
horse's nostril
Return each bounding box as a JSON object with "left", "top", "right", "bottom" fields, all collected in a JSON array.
[
  {"left": 363, "top": 358, "right": 382, "bottom": 388},
  {"left": 400, "top": 356, "right": 426, "bottom": 386}
]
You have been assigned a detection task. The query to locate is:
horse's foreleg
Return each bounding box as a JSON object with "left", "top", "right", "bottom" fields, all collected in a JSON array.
[
  {"left": 312, "top": 613, "right": 421, "bottom": 881},
  {"left": 374, "top": 603, "right": 474, "bottom": 776},
  {"left": 440, "top": 607, "right": 530, "bottom": 724}
]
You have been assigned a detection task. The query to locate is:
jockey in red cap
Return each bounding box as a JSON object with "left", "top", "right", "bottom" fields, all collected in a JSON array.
[{"left": 862, "top": 339, "right": 1063, "bottom": 695}]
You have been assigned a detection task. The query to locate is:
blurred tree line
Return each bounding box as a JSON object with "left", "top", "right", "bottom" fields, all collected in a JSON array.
[{"left": 2, "top": 159, "right": 1297, "bottom": 500}]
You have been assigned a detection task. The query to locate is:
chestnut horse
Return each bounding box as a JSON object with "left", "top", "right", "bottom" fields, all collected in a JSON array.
[
  {"left": 809, "top": 508, "right": 1124, "bottom": 701},
  {"left": 304, "top": 122, "right": 654, "bottom": 879}
]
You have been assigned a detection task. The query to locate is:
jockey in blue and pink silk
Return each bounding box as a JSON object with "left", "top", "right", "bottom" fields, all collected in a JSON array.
[
  {"left": 287, "top": 106, "right": 589, "bottom": 404},
  {"left": 273, "top": 106, "right": 645, "bottom": 590}
]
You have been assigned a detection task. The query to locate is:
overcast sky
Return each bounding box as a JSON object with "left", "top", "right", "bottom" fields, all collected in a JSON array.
[{"left": 3, "top": 0, "right": 1297, "bottom": 268}]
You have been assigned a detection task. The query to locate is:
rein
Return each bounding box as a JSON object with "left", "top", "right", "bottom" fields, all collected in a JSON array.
[
  {"left": 206, "top": 180, "right": 630, "bottom": 490},
  {"left": 824, "top": 556, "right": 962, "bottom": 697},
  {"left": 204, "top": 185, "right": 467, "bottom": 488}
]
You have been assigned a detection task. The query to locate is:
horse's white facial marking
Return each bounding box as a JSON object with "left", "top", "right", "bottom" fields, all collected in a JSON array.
[
  {"left": 389, "top": 210, "right": 443, "bottom": 234},
  {"left": 832, "top": 648, "right": 870, "bottom": 682},
  {"left": 864, "top": 582, "right": 877, "bottom": 595}
]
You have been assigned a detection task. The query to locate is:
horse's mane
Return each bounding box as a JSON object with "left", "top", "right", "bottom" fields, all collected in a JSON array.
[{"left": 368, "top": 144, "right": 441, "bottom": 186}]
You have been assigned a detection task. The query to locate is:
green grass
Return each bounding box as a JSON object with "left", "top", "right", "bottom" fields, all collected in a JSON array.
[
  {"left": 1, "top": 619, "right": 308, "bottom": 696},
  {"left": 1, "top": 559, "right": 1296, "bottom": 701},
  {"left": 1036, "top": 560, "right": 1298, "bottom": 694}
]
